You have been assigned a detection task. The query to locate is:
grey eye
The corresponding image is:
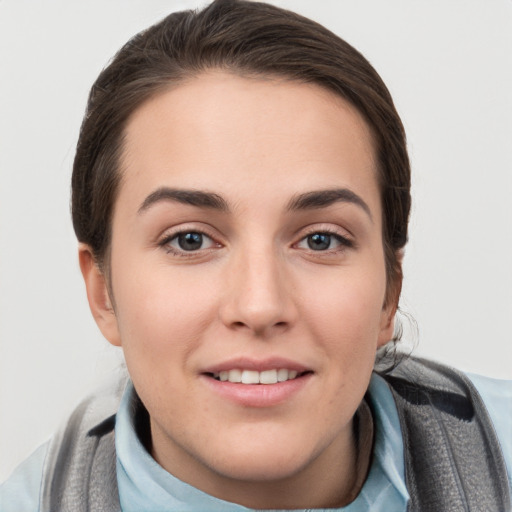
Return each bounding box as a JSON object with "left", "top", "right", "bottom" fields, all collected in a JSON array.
[
  {"left": 163, "top": 230, "right": 218, "bottom": 255},
  {"left": 177, "top": 232, "right": 204, "bottom": 251},
  {"left": 296, "top": 231, "right": 352, "bottom": 252},
  {"left": 307, "top": 233, "right": 332, "bottom": 250}
]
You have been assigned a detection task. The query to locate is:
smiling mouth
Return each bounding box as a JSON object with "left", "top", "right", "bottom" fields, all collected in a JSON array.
[{"left": 206, "top": 369, "right": 312, "bottom": 384}]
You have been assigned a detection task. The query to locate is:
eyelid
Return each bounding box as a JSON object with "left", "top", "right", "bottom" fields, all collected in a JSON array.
[
  {"left": 157, "top": 222, "right": 220, "bottom": 242},
  {"left": 295, "top": 224, "right": 353, "bottom": 242},
  {"left": 293, "top": 225, "right": 355, "bottom": 252},
  {"left": 157, "top": 223, "right": 223, "bottom": 256},
  {"left": 168, "top": 232, "right": 216, "bottom": 250}
]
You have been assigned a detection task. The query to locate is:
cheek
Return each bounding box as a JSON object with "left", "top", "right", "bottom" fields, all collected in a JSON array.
[
  {"left": 297, "top": 264, "right": 387, "bottom": 369},
  {"left": 301, "top": 266, "right": 386, "bottom": 331},
  {"left": 111, "top": 262, "right": 219, "bottom": 367}
]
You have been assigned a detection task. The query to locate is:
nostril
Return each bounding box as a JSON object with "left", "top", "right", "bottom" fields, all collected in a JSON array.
[{"left": 232, "top": 320, "right": 288, "bottom": 328}]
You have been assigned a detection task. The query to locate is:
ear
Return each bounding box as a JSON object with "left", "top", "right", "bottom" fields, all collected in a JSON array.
[
  {"left": 377, "top": 303, "right": 396, "bottom": 348},
  {"left": 378, "top": 249, "right": 404, "bottom": 347},
  {"left": 78, "top": 244, "right": 122, "bottom": 347}
]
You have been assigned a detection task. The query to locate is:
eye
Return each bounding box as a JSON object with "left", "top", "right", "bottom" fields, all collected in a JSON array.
[
  {"left": 163, "top": 231, "right": 217, "bottom": 253},
  {"left": 296, "top": 232, "right": 352, "bottom": 251}
]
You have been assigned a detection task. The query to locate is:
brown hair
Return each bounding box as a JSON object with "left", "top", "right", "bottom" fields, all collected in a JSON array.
[{"left": 72, "top": 0, "right": 411, "bottom": 307}]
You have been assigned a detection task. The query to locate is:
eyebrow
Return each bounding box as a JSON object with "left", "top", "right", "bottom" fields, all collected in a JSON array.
[
  {"left": 286, "top": 188, "right": 373, "bottom": 221},
  {"left": 138, "top": 186, "right": 372, "bottom": 220},
  {"left": 138, "top": 187, "right": 229, "bottom": 214}
]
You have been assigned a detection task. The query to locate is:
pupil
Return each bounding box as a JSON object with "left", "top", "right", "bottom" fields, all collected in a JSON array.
[
  {"left": 178, "top": 232, "right": 203, "bottom": 251},
  {"left": 308, "top": 233, "right": 330, "bottom": 250}
]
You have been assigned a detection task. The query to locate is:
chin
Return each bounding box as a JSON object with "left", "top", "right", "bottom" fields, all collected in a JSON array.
[
  {"left": 212, "top": 452, "right": 309, "bottom": 483},
  {"left": 202, "top": 433, "right": 319, "bottom": 483}
]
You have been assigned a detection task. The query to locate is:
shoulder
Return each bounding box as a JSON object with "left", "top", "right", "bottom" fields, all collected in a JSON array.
[
  {"left": 0, "top": 442, "right": 48, "bottom": 512},
  {"left": 466, "top": 372, "right": 512, "bottom": 491},
  {"left": 380, "top": 357, "right": 512, "bottom": 495},
  {"left": 0, "top": 373, "right": 128, "bottom": 512}
]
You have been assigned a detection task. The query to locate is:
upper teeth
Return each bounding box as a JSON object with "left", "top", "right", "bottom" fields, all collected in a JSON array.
[{"left": 213, "top": 369, "right": 299, "bottom": 384}]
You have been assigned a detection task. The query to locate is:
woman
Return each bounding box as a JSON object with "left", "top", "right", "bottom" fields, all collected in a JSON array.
[{"left": 1, "top": 1, "right": 511, "bottom": 510}]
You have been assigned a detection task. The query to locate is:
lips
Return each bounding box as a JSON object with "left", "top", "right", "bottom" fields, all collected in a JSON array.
[{"left": 201, "top": 358, "right": 313, "bottom": 406}]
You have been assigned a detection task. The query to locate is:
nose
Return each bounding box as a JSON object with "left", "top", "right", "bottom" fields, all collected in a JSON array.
[{"left": 219, "top": 244, "right": 297, "bottom": 337}]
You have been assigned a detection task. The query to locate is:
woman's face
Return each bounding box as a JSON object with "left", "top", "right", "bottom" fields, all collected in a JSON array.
[{"left": 84, "top": 71, "right": 395, "bottom": 505}]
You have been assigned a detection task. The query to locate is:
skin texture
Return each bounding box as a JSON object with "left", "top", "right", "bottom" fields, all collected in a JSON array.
[{"left": 80, "top": 71, "right": 396, "bottom": 509}]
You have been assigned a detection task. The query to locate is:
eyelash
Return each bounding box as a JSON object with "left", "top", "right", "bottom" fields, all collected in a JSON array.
[
  {"left": 159, "top": 229, "right": 220, "bottom": 257},
  {"left": 295, "top": 229, "right": 354, "bottom": 253},
  {"left": 158, "top": 227, "right": 354, "bottom": 258}
]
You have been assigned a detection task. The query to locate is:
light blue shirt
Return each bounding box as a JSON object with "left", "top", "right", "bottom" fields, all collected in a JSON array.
[{"left": 2, "top": 372, "right": 511, "bottom": 511}]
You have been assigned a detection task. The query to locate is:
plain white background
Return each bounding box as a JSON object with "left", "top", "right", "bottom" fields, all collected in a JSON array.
[{"left": 1, "top": 0, "right": 511, "bottom": 481}]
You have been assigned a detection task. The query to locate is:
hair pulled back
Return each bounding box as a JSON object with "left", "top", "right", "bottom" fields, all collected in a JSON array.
[{"left": 72, "top": 0, "right": 411, "bottom": 306}]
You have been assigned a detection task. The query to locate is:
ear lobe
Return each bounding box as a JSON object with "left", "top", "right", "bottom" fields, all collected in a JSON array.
[{"left": 78, "top": 244, "right": 121, "bottom": 347}]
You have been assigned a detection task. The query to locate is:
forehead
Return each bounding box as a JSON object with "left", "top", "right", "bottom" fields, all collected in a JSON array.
[{"left": 118, "top": 71, "right": 380, "bottom": 217}]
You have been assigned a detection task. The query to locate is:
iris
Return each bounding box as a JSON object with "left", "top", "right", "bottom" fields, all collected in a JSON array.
[
  {"left": 307, "top": 233, "right": 331, "bottom": 251},
  {"left": 178, "top": 232, "right": 203, "bottom": 251}
]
